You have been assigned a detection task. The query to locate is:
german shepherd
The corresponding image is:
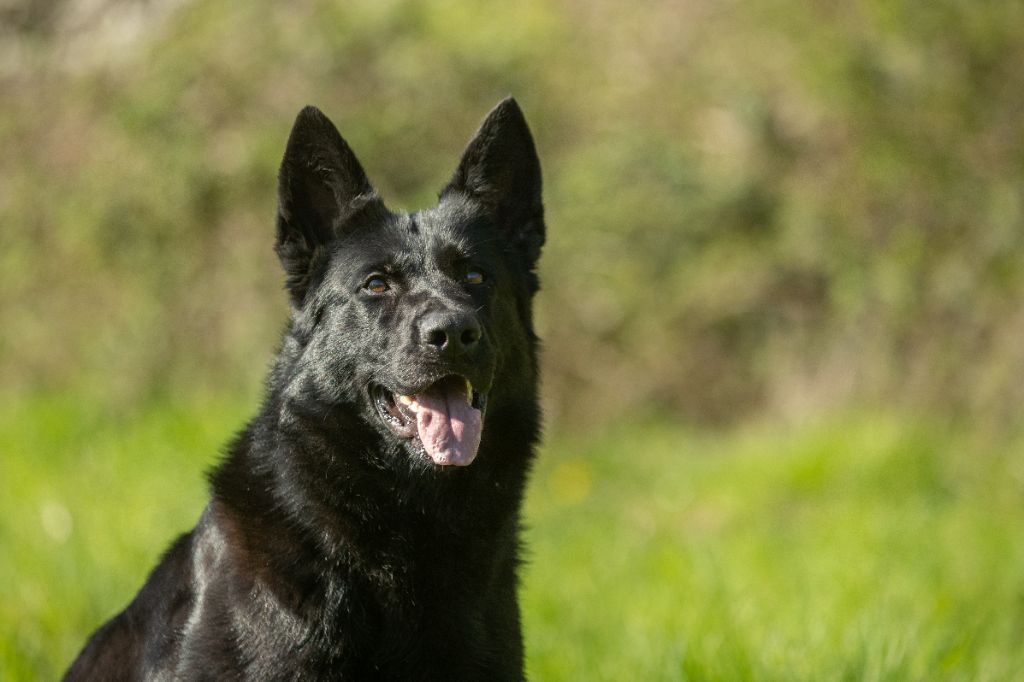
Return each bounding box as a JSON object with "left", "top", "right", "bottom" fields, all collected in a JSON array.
[{"left": 65, "top": 97, "right": 545, "bottom": 681}]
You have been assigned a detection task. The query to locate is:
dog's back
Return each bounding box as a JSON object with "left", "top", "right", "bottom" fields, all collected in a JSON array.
[{"left": 65, "top": 98, "right": 544, "bottom": 681}]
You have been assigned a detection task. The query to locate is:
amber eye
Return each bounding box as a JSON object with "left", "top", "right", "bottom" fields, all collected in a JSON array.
[
  {"left": 364, "top": 276, "right": 389, "bottom": 294},
  {"left": 464, "top": 268, "right": 485, "bottom": 285}
]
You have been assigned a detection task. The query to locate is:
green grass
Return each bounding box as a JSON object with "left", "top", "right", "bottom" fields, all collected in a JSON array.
[
  {"left": 0, "top": 393, "right": 254, "bottom": 678},
  {"left": 524, "top": 418, "right": 1024, "bottom": 681},
  {"left": 2, "top": 395, "right": 1022, "bottom": 680}
]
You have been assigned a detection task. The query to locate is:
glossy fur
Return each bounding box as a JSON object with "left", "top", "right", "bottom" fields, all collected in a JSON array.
[{"left": 65, "top": 97, "right": 545, "bottom": 681}]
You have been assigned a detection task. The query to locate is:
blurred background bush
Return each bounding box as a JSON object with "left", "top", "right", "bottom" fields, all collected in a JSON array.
[
  {"left": 3, "top": 0, "right": 1024, "bottom": 679},
  {"left": 4, "top": 0, "right": 1023, "bottom": 433}
]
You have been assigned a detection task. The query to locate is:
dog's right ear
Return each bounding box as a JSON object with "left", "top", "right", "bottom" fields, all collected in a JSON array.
[{"left": 276, "top": 106, "right": 383, "bottom": 306}]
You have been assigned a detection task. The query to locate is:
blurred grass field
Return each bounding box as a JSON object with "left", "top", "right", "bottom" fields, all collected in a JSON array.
[{"left": 2, "top": 393, "right": 1022, "bottom": 680}]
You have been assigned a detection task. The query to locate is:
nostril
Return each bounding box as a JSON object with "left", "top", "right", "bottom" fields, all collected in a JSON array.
[
  {"left": 461, "top": 327, "right": 480, "bottom": 347},
  {"left": 419, "top": 312, "right": 480, "bottom": 354},
  {"left": 427, "top": 328, "right": 448, "bottom": 348}
]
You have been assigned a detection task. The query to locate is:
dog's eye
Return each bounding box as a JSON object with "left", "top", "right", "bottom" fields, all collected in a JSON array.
[
  {"left": 464, "top": 268, "right": 485, "bottom": 285},
  {"left": 364, "top": 276, "right": 389, "bottom": 294}
]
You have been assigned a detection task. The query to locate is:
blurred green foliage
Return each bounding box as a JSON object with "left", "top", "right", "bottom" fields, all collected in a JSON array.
[{"left": 3, "top": 0, "right": 1023, "bottom": 430}]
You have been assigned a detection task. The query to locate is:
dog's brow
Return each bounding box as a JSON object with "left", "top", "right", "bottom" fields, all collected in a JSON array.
[
  {"left": 434, "top": 242, "right": 470, "bottom": 268},
  {"left": 383, "top": 251, "right": 418, "bottom": 274},
  {"left": 404, "top": 249, "right": 424, "bottom": 268}
]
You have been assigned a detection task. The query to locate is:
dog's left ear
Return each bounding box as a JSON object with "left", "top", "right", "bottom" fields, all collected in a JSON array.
[{"left": 443, "top": 97, "right": 545, "bottom": 269}]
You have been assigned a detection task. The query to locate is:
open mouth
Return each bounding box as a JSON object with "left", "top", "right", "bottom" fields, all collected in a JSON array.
[{"left": 371, "top": 376, "right": 487, "bottom": 466}]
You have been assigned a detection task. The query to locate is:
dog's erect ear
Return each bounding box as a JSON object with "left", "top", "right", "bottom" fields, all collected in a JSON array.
[
  {"left": 276, "top": 106, "right": 384, "bottom": 305},
  {"left": 443, "top": 97, "right": 545, "bottom": 269}
]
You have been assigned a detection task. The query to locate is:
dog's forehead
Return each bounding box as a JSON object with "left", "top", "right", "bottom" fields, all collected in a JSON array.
[
  {"left": 414, "top": 201, "right": 489, "bottom": 253},
  {"left": 328, "top": 204, "right": 490, "bottom": 277}
]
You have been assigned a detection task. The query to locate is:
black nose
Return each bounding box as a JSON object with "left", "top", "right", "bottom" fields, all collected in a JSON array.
[{"left": 420, "top": 311, "right": 482, "bottom": 357}]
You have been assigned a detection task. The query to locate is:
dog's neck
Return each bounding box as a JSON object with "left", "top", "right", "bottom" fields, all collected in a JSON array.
[{"left": 209, "top": 375, "right": 536, "bottom": 563}]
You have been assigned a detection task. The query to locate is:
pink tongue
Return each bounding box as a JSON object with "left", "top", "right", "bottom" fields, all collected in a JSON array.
[{"left": 415, "top": 381, "right": 482, "bottom": 466}]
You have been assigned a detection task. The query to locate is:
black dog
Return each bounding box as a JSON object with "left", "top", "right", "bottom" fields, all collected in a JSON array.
[{"left": 65, "top": 97, "right": 545, "bottom": 681}]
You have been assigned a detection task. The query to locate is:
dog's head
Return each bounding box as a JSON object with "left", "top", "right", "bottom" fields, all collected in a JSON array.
[{"left": 273, "top": 98, "right": 543, "bottom": 470}]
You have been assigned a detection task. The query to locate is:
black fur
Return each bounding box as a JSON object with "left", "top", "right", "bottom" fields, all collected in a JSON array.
[{"left": 65, "top": 97, "right": 545, "bottom": 681}]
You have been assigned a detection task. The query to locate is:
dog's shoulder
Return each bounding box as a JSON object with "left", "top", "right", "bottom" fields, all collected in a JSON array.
[{"left": 64, "top": 529, "right": 194, "bottom": 680}]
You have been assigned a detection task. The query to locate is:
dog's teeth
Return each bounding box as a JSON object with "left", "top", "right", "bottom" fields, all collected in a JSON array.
[
  {"left": 398, "top": 395, "right": 413, "bottom": 406},
  {"left": 465, "top": 379, "right": 472, "bottom": 395}
]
